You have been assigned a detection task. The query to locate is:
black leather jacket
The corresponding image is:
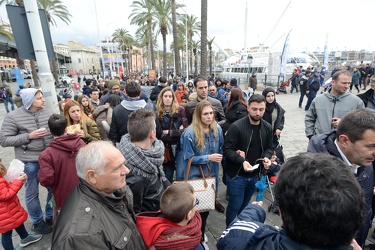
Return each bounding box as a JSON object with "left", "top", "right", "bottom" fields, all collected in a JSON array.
[{"left": 224, "top": 117, "right": 274, "bottom": 178}]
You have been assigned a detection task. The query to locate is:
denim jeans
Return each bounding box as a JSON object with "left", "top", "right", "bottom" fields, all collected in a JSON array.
[
  {"left": 305, "top": 91, "right": 317, "bottom": 111},
  {"left": 3, "top": 97, "right": 15, "bottom": 113},
  {"left": 290, "top": 84, "right": 299, "bottom": 93},
  {"left": 225, "top": 174, "right": 258, "bottom": 227},
  {"left": 23, "top": 162, "right": 53, "bottom": 224}
]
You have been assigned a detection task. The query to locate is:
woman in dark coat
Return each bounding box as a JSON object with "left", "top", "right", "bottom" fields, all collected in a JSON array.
[
  {"left": 223, "top": 88, "right": 248, "bottom": 133},
  {"left": 262, "top": 87, "right": 285, "bottom": 148}
]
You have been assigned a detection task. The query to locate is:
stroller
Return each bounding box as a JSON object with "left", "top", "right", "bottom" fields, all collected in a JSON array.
[
  {"left": 266, "top": 137, "right": 286, "bottom": 214},
  {"left": 276, "top": 81, "right": 288, "bottom": 94}
]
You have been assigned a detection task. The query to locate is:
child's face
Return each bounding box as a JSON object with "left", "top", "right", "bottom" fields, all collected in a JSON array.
[{"left": 181, "top": 99, "right": 188, "bottom": 107}]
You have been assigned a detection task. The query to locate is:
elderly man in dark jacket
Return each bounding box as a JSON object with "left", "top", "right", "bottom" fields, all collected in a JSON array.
[
  {"left": 52, "top": 141, "right": 146, "bottom": 249},
  {"left": 307, "top": 109, "right": 375, "bottom": 248}
]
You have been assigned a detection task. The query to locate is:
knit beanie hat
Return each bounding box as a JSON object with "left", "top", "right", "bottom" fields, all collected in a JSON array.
[
  {"left": 230, "top": 78, "right": 238, "bottom": 86},
  {"left": 20, "top": 88, "right": 38, "bottom": 110},
  {"left": 108, "top": 80, "right": 120, "bottom": 90}
]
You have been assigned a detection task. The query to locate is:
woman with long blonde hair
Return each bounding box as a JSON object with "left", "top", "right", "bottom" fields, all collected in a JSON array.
[
  {"left": 178, "top": 100, "right": 224, "bottom": 242},
  {"left": 78, "top": 95, "right": 95, "bottom": 119},
  {"left": 63, "top": 100, "right": 101, "bottom": 144},
  {"left": 155, "top": 87, "right": 188, "bottom": 183}
]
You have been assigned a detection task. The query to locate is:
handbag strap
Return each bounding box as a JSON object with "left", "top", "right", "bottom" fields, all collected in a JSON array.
[{"left": 185, "top": 157, "right": 208, "bottom": 188}]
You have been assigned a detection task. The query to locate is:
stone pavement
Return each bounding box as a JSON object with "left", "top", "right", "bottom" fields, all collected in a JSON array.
[{"left": 0, "top": 82, "right": 373, "bottom": 249}]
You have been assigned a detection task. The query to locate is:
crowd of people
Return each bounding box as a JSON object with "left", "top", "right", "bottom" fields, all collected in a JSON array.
[{"left": 0, "top": 67, "right": 374, "bottom": 250}]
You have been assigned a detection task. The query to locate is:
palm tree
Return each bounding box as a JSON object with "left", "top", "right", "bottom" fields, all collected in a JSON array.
[
  {"left": 135, "top": 27, "right": 158, "bottom": 71},
  {"left": 191, "top": 40, "right": 200, "bottom": 76},
  {"left": 171, "top": 0, "right": 180, "bottom": 77},
  {"left": 200, "top": 0, "right": 208, "bottom": 77},
  {"left": 152, "top": 0, "right": 171, "bottom": 77},
  {"left": 112, "top": 28, "right": 134, "bottom": 74},
  {"left": 129, "top": 0, "right": 156, "bottom": 70},
  {"left": 179, "top": 14, "right": 200, "bottom": 76},
  {"left": 207, "top": 37, "right": 215, "bottom": 77},
  {"left": 0, "top": 23, "right": 13, "bottom": 41},
  {"left": 133, "top": 49, "right": 140, "bottom": 72},
  {"left": 169, "top": 33, "right": 185, "bottom": 73}
]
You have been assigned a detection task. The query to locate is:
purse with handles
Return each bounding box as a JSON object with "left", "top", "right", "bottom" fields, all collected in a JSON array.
[{"left": 174, "top": 157, "right": 216, "bottom": 212}]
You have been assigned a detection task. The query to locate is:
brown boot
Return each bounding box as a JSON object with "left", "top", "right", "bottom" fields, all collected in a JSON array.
[{"left": 215, "top": 200, "right": 225, "bottom": 213}]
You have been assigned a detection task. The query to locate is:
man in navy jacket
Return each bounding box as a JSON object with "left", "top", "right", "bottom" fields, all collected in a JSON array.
[{"left": 218, "top": 153, "right": 366, "bottom": 250}]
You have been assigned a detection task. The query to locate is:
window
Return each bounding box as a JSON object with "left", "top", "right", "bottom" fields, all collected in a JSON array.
[{"left": 78, "top": 58, "right": 81, "bottom": 63}]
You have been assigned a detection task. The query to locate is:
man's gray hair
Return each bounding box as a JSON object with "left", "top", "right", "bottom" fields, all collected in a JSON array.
[{"left": 76, "top": 141, "right": 113, "bottom": 178}]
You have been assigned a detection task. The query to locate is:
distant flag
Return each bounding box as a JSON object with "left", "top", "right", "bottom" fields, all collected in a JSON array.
[
  {"left": 323, "top": 34, "right": 329, "bottom": 74},
  {"left": 280, "top": 30, "right": 292, "bottom": 78}
]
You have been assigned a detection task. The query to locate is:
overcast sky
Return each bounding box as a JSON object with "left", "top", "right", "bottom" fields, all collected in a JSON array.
[{"left": 1, "top": 0, "right": 375, "bottom": 54}]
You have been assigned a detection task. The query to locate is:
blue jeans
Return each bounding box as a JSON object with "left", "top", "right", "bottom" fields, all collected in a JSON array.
[
  {"left": 305, "top": 91, "right": 317, "bottom": 111},
  {"left": 225, "top": 174, "right": 258, "bottom": 227},
  {"left": 3, "top": 97, "right": 15, "bottom": 113},
  {"left": 23, "top": 162, "right": 53, "bottom": 224}
]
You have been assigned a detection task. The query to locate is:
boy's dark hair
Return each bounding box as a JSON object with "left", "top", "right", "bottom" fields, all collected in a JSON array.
[
  {"left": 275, "top": 152, "right": 367, "bottom": 247},
  {"left": 160, "top": 183, "right": 195, "bottom": 223},
  {"left": 181, "top": 93, "right": 189, "bottom": 101},
  {"left": 48, "top": 114, "right": 68, "bottom": 136},
  {"left": 125, "top": 81, "right": 142, "bottom": 98}
]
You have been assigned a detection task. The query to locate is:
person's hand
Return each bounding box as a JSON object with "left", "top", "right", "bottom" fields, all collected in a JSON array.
[
  {"left": 236, "top": 150, "right": 245, "bottom": 159},
  {"left": 350, "top": 239, "right": 362, "bottom": 250},
  {"left": 208, "top": 154, "right": 223, "bottom": 163},
  {"left": 263, "top": 157, "right": 271, "bottom": 169},
  {"left": 29, "top": 128, "right": 48, "bottom": 140},
  {"left": 17, "top": 173, "right": 28, "bottom": 182},
  {"left": 179, "top": 125, "right": 184, "bottom": 130},
  {"left": 162, "top": 130, "right": 169, "bottom": 135},
  {"left": 243, "top": 161, "right": 254, "bottom": 172},
  {"left": 251, "top": 201, "right": 263, "bottom": 207},
  {"left": 331, "top": 117, "right": 341, "bottom": 129},
  {"left": 275, "top": 129, "right": 282, "bottom": 136},
  {"left": 76, "top": 130, "right": 85, "bottom": 138}
]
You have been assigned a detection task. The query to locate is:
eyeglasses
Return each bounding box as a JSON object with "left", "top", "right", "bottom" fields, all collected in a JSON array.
[{"left": 209, "top": 89, "right": 215, "bottom": 92}]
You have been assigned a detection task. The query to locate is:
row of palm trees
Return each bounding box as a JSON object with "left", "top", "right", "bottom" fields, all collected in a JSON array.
[{"left": 0, "top": 0, "right": 211, "bottom": 80}]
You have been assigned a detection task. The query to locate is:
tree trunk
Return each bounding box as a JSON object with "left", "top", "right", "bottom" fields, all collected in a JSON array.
[
  {"left": 209, "top": 49, "right": 212, "bottom": 77},
  {"left": 162, "top": 33, "right": 167, "bottom": 77},
  {"left": 30, "top": 60, "right": 39, "bottom": 87},
  {"left": 200, "top": 0, "right": 208, "bottom": 78},
  {"left": 148, "top": 19, "right": 155, "bottom": 70},
  {"left": 51, "top": 59, "right": 59, "bottom": 83},
  {"left": 171, "top": 0, "right": 181, "bottom": 76},
  {"left": 15, "top": 54, "right": 25, "bottom": 69},
  {"left": 128, "top": 48, "right": 132, "bottom": 73},
  {"left": 189, "top": 44, "right": 193, "bottom": 76}
]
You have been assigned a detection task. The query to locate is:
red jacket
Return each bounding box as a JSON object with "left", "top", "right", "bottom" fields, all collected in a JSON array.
[
  {"left": 175, "top": 89, "right": 188, "bottom": 104},
  {"left": 0, "top": 178, "right": 28, "bottom": 233},
  {"left": 38, "top": 134, "right": 86, "bottom": 210}
]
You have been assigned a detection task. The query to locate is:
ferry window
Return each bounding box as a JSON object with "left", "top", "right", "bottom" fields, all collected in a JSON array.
[
  {"left": 249, "top": 67, "right": 253, "bottom": 73},
  {"left": 240, "top": 68, "right": 244, "bottom": 73},
  {"left": 244, "top": 68, "right": 248, "bottom": 73},
  {"left": 258, "top": 67, "right": 263, "bottom": 73},
  {"left": 253, "top": 67, "right": 258, "bottom": 73}
]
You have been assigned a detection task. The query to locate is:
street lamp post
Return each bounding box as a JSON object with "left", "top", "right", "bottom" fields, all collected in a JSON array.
[{"left": 93, "top": 0, "right": 105, "bottom": 77}]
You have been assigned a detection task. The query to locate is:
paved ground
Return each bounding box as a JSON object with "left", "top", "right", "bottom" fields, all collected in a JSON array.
[{"left": 0, "top": 82, "right": 373, "bottom": 249}]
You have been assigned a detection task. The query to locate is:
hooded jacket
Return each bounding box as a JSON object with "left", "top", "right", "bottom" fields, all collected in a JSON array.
[
  {"left": 136, "top": 210, "right": 203, "bottom": 250},
  {"left": 52, "top": 179, "right": 146, "bottom": 250},
  {"left": 38, "top": 134, "right": 86, "bottom": 210},
  {"left": 358, "top": 88, "right": 375, "bottom": 110},
  {"left": 307, "top": 130, "right": 374, "bottom": 247},
  {"left": 217, "top": 204, "right": 353, "bottom": 250},
  {"left": 0, "top": 178, "right": 28, "bottom": 233},
  {"left": 305, "top": 90, "right": 365, "bottom": 138},
  {"left": 0, "top": 106, "right": 53, "bottom": 162}
]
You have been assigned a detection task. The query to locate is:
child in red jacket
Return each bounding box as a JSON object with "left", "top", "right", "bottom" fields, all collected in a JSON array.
[{"left": 0, "top": 160, "right": 42, "bottom": 250}]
